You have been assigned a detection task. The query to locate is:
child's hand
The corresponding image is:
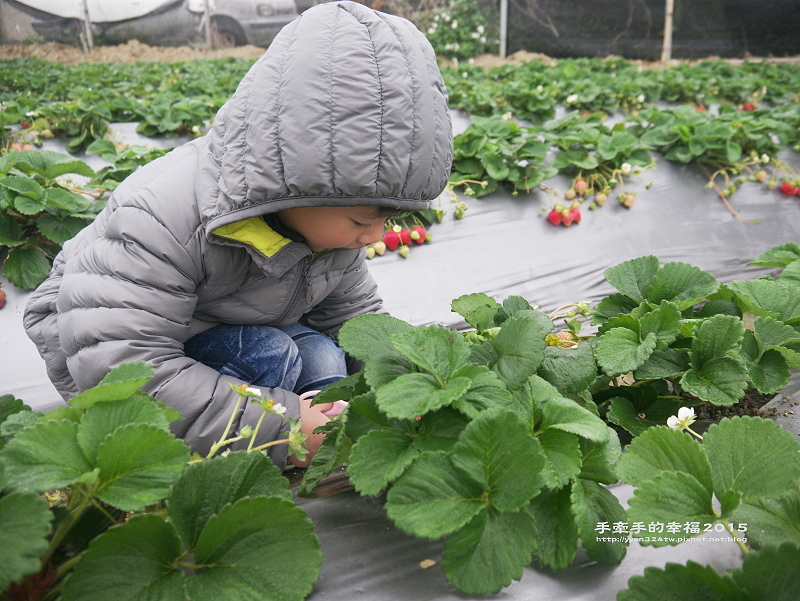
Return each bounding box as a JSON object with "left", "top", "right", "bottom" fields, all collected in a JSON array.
[{"left": 288, "top": 391, "right": 347, "bottom": 467}]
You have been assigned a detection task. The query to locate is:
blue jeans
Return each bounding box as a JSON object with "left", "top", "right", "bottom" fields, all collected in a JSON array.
[{"left": 184, "top": 323, "right": 348, "bottom": 394}]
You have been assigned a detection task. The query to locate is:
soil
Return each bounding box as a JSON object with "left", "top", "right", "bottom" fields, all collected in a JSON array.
[{"left": 3, "top": 41, "right": 798, "bottom": 68}]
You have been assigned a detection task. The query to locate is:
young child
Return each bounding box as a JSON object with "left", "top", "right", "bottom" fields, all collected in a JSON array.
[{"left": 23, "top": 1, "right": 453, "bottom": 469}]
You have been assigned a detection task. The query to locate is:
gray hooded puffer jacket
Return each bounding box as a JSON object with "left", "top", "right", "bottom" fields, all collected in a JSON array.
[{"left": 23, "top": 1, "right": 452, "bottom": 465}]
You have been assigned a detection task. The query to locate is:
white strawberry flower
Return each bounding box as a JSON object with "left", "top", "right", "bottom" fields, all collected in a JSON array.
[
  {"left": 637, "top": 94, "right": 646, "bottom": 103},
  {"left": 477, "top": 25, "right": 485, "bottom": 34},
  {"left": 271, "top": 403, "right": 287, "bottom": 415},
  {"left": 516, "top": 159, "right": 529, "bottom": 167},
  {"left": 761, "top": 154, "right": 770, "bottom": 164},
  {"left": 245, "top": 386, "right": 261, "bottom": 396},
  {"left": 451, "top": 20, "right": 458, "bottom": 28},
  {"left": 566, "top": 94, "right": 578, "bottom": 104},
  {"left": 621, "top": 162, "right": 632, "bottom": 174},
  {"left": 667, "top": 407, "right": 696, "bottom": 430},
  {"left": 427, "top": 27, "right": 436, "bottom": 35}
]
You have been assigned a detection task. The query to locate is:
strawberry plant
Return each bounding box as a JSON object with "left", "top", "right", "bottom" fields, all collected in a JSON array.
[
  {"left": 300, "top": 296, "right": 627, "bottom": 594},
  {"left": 0, "top": 150, "right": 105, "bottom": 289},
  {"left": 0, "top": 362, "right": 322, "bottom": 601},
  {"left": 85, "top": 140, "right": 170, "bottom": 191},
  {"left": 615, "top": 411, "right": 800, "bottom": 600}
]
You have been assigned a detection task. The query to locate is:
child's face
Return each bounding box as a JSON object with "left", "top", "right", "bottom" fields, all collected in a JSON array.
[{"left": 276, "top": 206, "right": 389, "bottom": 253}]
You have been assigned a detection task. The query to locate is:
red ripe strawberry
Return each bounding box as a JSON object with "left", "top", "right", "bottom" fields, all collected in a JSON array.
[
  {"left": 779, "top": 182, "right": 799, "bottom": 196},
  {"left": 547, "top": 209, "right": 562, "bottom": 225},
  {"left": 20, "top": 121, "right": 30, "bottom": 128},
  {"left": 398, "top": 229, "right": 412, "bottom": 245},
  {"left": 741, "top": 102, "right": 757, "bottom": 111},
  {"left": 383, "top": 229, "right": 401, "bottom": 251},
  {"left": 0, "top": 287, "right": 5, "bottom": 309},
  {"left": 569, "top": 208, "right": 581, "bottom": 223},
  {"left": 696, "top": 105, "right": 707, "bottom": 112},
  {"left": 410, "top": 225, "right": 427, "bottom": 244},
  {"left": 561, "top": 211, "right": 575, "bottom": 227}
]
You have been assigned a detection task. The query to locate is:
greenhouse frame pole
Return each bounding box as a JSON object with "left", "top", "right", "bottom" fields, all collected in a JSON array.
[
  {"left": 203, "top": 0, "right": 214, "bottom": 49},
  {"left": 79, "top": 0, "right": 93, "bottom": 53},
  {"left": 499, "top": 0, "right": 507, "bottom": 58},
  {"left": 661, "top": 0, "right": 674, "bottom": 62}
]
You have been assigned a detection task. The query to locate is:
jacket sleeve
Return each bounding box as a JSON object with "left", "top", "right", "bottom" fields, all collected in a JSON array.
[
  {"left": 301, "top": 248, "right": 388, "bottom": 339},
  {"left": 49, "top": 203, "right": 299, "bottom": 464}
]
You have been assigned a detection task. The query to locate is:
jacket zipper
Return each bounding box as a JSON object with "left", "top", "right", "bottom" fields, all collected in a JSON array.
[{"left": 274, "top": 254, "right": 314, "bottom": 323}]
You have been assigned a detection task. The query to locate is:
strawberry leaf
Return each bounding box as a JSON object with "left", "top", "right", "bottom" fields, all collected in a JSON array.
[
  {"left": 337, "top": 313, "right": 414, "bottom": 363},
  {"left": 616, "top": 425, "right": 713, "bottom": 491},
  {"left": 579, "top": 435, "right": 622, "bottom": 484},
  {"left": 187, "top": 497, "right": 322, "bottom": 601},
  {"left": 347, "top": 429, "right": 419, "bottom": 496},
  {"left": 731, "top": 543, "right": 800, "bottom": 600},
  {"left": 537, "top": 429, "right": 582, "bottom": 489},
  {"left": 596, "top": 327, "right": 657, "bottom": 376},
  {"left": 3, "top": 245, "right": 51, "bottom": 290},
  {"left": 748, "top": 242, "right": 800, "bottom": 268},
  {"left": 626, "top": 471, "right": 718, "bottom": 545},
  {"left": 451, "top": 410, "right": 546, "bottom": 512},
  {"left": 375, "top": 373, "right": 471, "bottom": 419},
  {"left": 386, "top": 451, "right": 485, "bottom": 539},
  {"left": 537, "top": 342, "right": 597, "bottom": 394},
  {"left": 680, "top": 357, "right": 749, "bottom": 406},
  {"left": 389, "top": 325, "right": 471, "bottom": 381},
  {"left": 0, "top": 485, "right": 52, "bottom": 591},
  {"left": 59, "top": 515, "right": 186, "bottom": 601},
  {"left": 93, "top": 425, "right": 189, "bottom": 511},
  {"left": 639, "top": 301, "right": 683, "bottom": 349},
  {"left": 704, "top": 416, "right": 800, "bottom": 503},
  {"left": 526, "top": 485, "right": 579, "bottom": 570},
  {"left": 168, "top": 451, "right": 292, "bottom": 549},
  {"left": 36, "top": 214, "right": 87, "bottom": 245},
  {"left": 689, "top": 314, "right": 745, "bottom": 367},
  {"left": 571, "top": 480, "right": 628, "bottom": 564},
  {"left": 603, "top": 255, "right": 660, "bottom": 302},
  {"left": 451, "top": 293, "right": 501, "bottom": 330},
  {"left": 618, "top": 561, "right": 747, "bottom": 601},
  {"left": 0, "top": 419, "right": 92, "bottom": 492},
  {"left": 634, "top": 347, "right": 691, "bottom": 379},
  {"left": 441, "top": 507, "right": 536, "bottom": 595},
  {"left": 491, "top": 314, "right": 549, "bottom": 389},
  {"left": 728, "top": 279, "right": 800, "bottom": 323},
  {"left": 731, "top": 488, "right": 800, "bottom": 547},
  {"left": 69, "top": 361, "right": 154, "bottom": 410}
]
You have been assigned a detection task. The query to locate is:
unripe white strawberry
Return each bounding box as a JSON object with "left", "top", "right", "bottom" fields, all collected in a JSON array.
[{"left": 399, "top": 245, "right": 410, "bottom": 258}]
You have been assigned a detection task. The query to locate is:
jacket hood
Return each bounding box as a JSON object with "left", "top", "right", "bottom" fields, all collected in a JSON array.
[{"left": 197, "top": 1, "right": 453, "bottom": 234}]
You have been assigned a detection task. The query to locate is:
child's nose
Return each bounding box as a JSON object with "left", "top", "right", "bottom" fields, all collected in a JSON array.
[{"left": 359, "top": 222, "right": 385, "bottom": 245}]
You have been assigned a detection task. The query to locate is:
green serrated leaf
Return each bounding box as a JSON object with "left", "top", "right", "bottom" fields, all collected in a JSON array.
[
  {"left": 744, "top": 348, "right": 791, "bottom": 394},
  {"left": 603, "top": 255, "right": 660, "bottom": 302},
  {"left": 571, "top": 480, "right": 628, "bottom": 564},
  {"left": 729, "top": 279, "right": 800, "bottom": 322},
  {"left": 390, "top": 325, "right": 471, "bottom": 381},
  {"left": 3, "top": 245, "right": 51, "bottom": 290},
  {"left": 0, "top": 213, "right": 24, "bottom": 246},
  {"left": 731, "top": 488, "right": 800, "bottom": 547},
  {"left": 168, "top": 451, "right": 292, "bottom": 549},
  {"left": 596, "top": 328, "right": 657, "bottom": 376},
  {"left": 618, "top": 561, "right": 747, "bottom": 601},
  {"left": 627, "top": 471, "right": 717, "bottom": 546},
  {"left": 188, "top": 497, "right": 322, "bottom": 601},
  {"left": 704, "top": 416, "right": 800, "bottom": 502},
  {"left": 538, "top": 429, "right": 582, "bottom": 489},
  {"left": 450, "top": 364, "right": 513, "bottom": 418},
  {"left": 647, "top": 262, "right": 720, "bottom": 310},
  {"left": 385, "top": 451, "right": 484, "bottom": 539},
  {"left": 375, "top": 373, "right": 471, "bottom": 419},
  {"left": 60, "top": 515, "right": 185, "bottom": 601},
  {"left": 36, "top": 213, "right": 87, "bottom": 245},
  {"left": 94, "top": 424, "right": 189, "bottom": 511},
  {"left": 1, "top": 419, "right": 91, "bottom": 492},
  {"left": 491, "top": 314, "right": 550, "bottom": 389},
  {"left": 0, "top": 491, "right": 52, "bottom": 590},
  {"left": 347, "top": 428, "right": 419, "bottom": 496},
  {"left": 452, "top": 410, "right": 546, "bottom": 511},
  {"left": 616, "top": 425, "right": 713, "bottom": 492},
  {"left": 690, "top": 314, "right": 745, "bottom": 367},
  {"left": 680, "top": 357, "right": 749, "bottom": 406},
  {"left": 635, "top": 347, "right": 691, "bottom": 379},
  {"left": 337, "top": 314, "right": 415, "bottom": 363},
  {"left": 606, "top": 396, "right": 682, "bottom": 437},
  {"left": 537, "top": 342, "right": 597, "bottom": 394},
  {"left": 77, "top": 397, "right": 171, "bottom": 464},
  {"left": 70, "top": 361, "right": 154, "bottom": 410},
  {"left": 579, "top": 435, "right": 622, "bottom": 484},
  {"left": 441, "top": 507, "right": 536, "bottom": 595},
  {"left": 538, "top": 393, "right": 610, "bottom": 443},
  {"left": 749, "top": 243, "right": 800, "bottom": 268},
  {"left": 732, "top": 543, "right": 800, "bottom": 601},
  {"left": 592, "top": 293, "right": 641, "bottom": 326},
  {"left": 526, "top": 485, "right": 579, "bottom": 569},
  {"left": 639, "top": 301, "right": 683, "bottom": 349},
  {"left": 451, "top": 293, "right": 501, "bottom": 330}
]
